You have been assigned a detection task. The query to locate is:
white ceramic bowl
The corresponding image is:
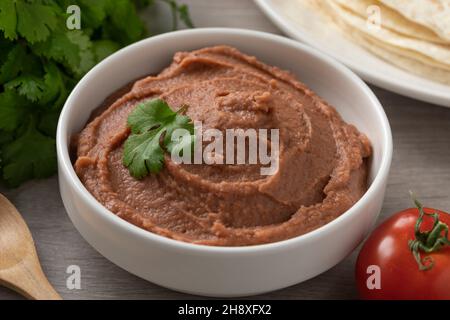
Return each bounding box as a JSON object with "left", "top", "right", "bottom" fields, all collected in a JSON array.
[{"left": 57, "top": 28, "right": 392, "bottom": 297}]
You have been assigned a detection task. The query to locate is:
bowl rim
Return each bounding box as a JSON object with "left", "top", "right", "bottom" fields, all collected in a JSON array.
[{"left": 56, "top": 27, "right": 393, "bottom": 254}]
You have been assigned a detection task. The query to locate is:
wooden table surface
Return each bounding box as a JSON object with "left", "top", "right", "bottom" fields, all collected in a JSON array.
[{"left": 1, "top": 0, "right": 449, "bottom": 300}]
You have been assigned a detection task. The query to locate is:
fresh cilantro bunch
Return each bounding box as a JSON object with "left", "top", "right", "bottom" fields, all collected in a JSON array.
[{"left": 0, "top": 0, "right": 192, "bottom": 187}]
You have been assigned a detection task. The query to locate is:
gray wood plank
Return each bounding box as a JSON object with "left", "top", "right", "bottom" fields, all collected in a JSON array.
[{"left": 0, "top": 0, "right": 449, "bottom": 300}]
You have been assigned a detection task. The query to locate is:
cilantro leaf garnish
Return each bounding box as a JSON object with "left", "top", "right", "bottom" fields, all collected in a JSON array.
[{"left": 123, "top": 99, "right": 194, "bottom": 179}]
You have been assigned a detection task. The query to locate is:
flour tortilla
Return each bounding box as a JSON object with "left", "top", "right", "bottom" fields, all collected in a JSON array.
[
  {"left": 307, "top": 0, "right": 450, "bottom": 84},
  {"left": 332, "top": 0, "right": 448, "bottom": 44},
  {"left": 321, "top": 0, "right": 450, "bottom": 71},
  {"left": 354, "top": 30, "right": 450, "bottom": 85},
  {"left": 379, "top": 0, "right": 450, "bottom": 42}
]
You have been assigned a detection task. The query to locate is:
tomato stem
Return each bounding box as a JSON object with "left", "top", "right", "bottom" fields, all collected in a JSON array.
[{"left": 408, "top": 194, "right": 450, "bottom": 271}]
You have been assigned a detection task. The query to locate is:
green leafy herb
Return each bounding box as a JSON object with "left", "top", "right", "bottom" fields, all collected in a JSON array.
[
  {"left": 0, "top": 91, "right": 28, "bottom": 132},
  {"left": 5, "top": 75, "right": 46, "bottom": 102},
  {"left": 1, "top": 116, "right": 57, "bottom": 188},
  {"left": 161, "top": 0, "right": 194, "bottom": 29},
  {"left": 0, "top": 0, "right": 193, "bottom": 187},
  {"left": 0, "top": 44, "right": 29, "bottom": 84},
  {"left": 123, "top": 99, "right": 194, "bottom": 179},
  {"left": 0, "top": 1, "right": 17, "bottom": 40},
  {"left": 15, "top": 1, "right": 58, "bottom": 44}
]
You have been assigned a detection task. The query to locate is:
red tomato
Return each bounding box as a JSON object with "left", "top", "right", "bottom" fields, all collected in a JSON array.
[{"left": 356, "top": 202, "right": 450, "bottom": 300}]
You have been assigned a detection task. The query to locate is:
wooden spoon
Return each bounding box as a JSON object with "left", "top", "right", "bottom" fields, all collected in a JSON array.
[{"left": 0, "top": 193, "right": 61, "bottom": 300}]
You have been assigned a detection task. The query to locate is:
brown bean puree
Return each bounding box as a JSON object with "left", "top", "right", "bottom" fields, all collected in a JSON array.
[{"left": 74, "top": 46, "right": 371, "bottom": 246}]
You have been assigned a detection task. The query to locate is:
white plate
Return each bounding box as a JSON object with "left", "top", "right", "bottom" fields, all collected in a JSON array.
[{"left": 255, "top": 0, "right": 450, "bottom": 107}]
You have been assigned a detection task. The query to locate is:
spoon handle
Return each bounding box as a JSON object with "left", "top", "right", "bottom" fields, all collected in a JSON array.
[{"left": 0, "top": 259, "right": 62, "bottom": 300}]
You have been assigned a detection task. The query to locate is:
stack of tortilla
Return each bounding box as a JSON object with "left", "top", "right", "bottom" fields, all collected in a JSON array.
[{"left": 305, "top": 0, "right": 450, "bottom": 84}]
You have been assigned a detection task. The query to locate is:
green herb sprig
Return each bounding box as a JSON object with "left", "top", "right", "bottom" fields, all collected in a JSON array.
[
  {"left": 123, "top": 99, "right": 194, "bottom": 179},
  {"left": 0, "top": 0, "right": 192, "bottom": 187}
]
